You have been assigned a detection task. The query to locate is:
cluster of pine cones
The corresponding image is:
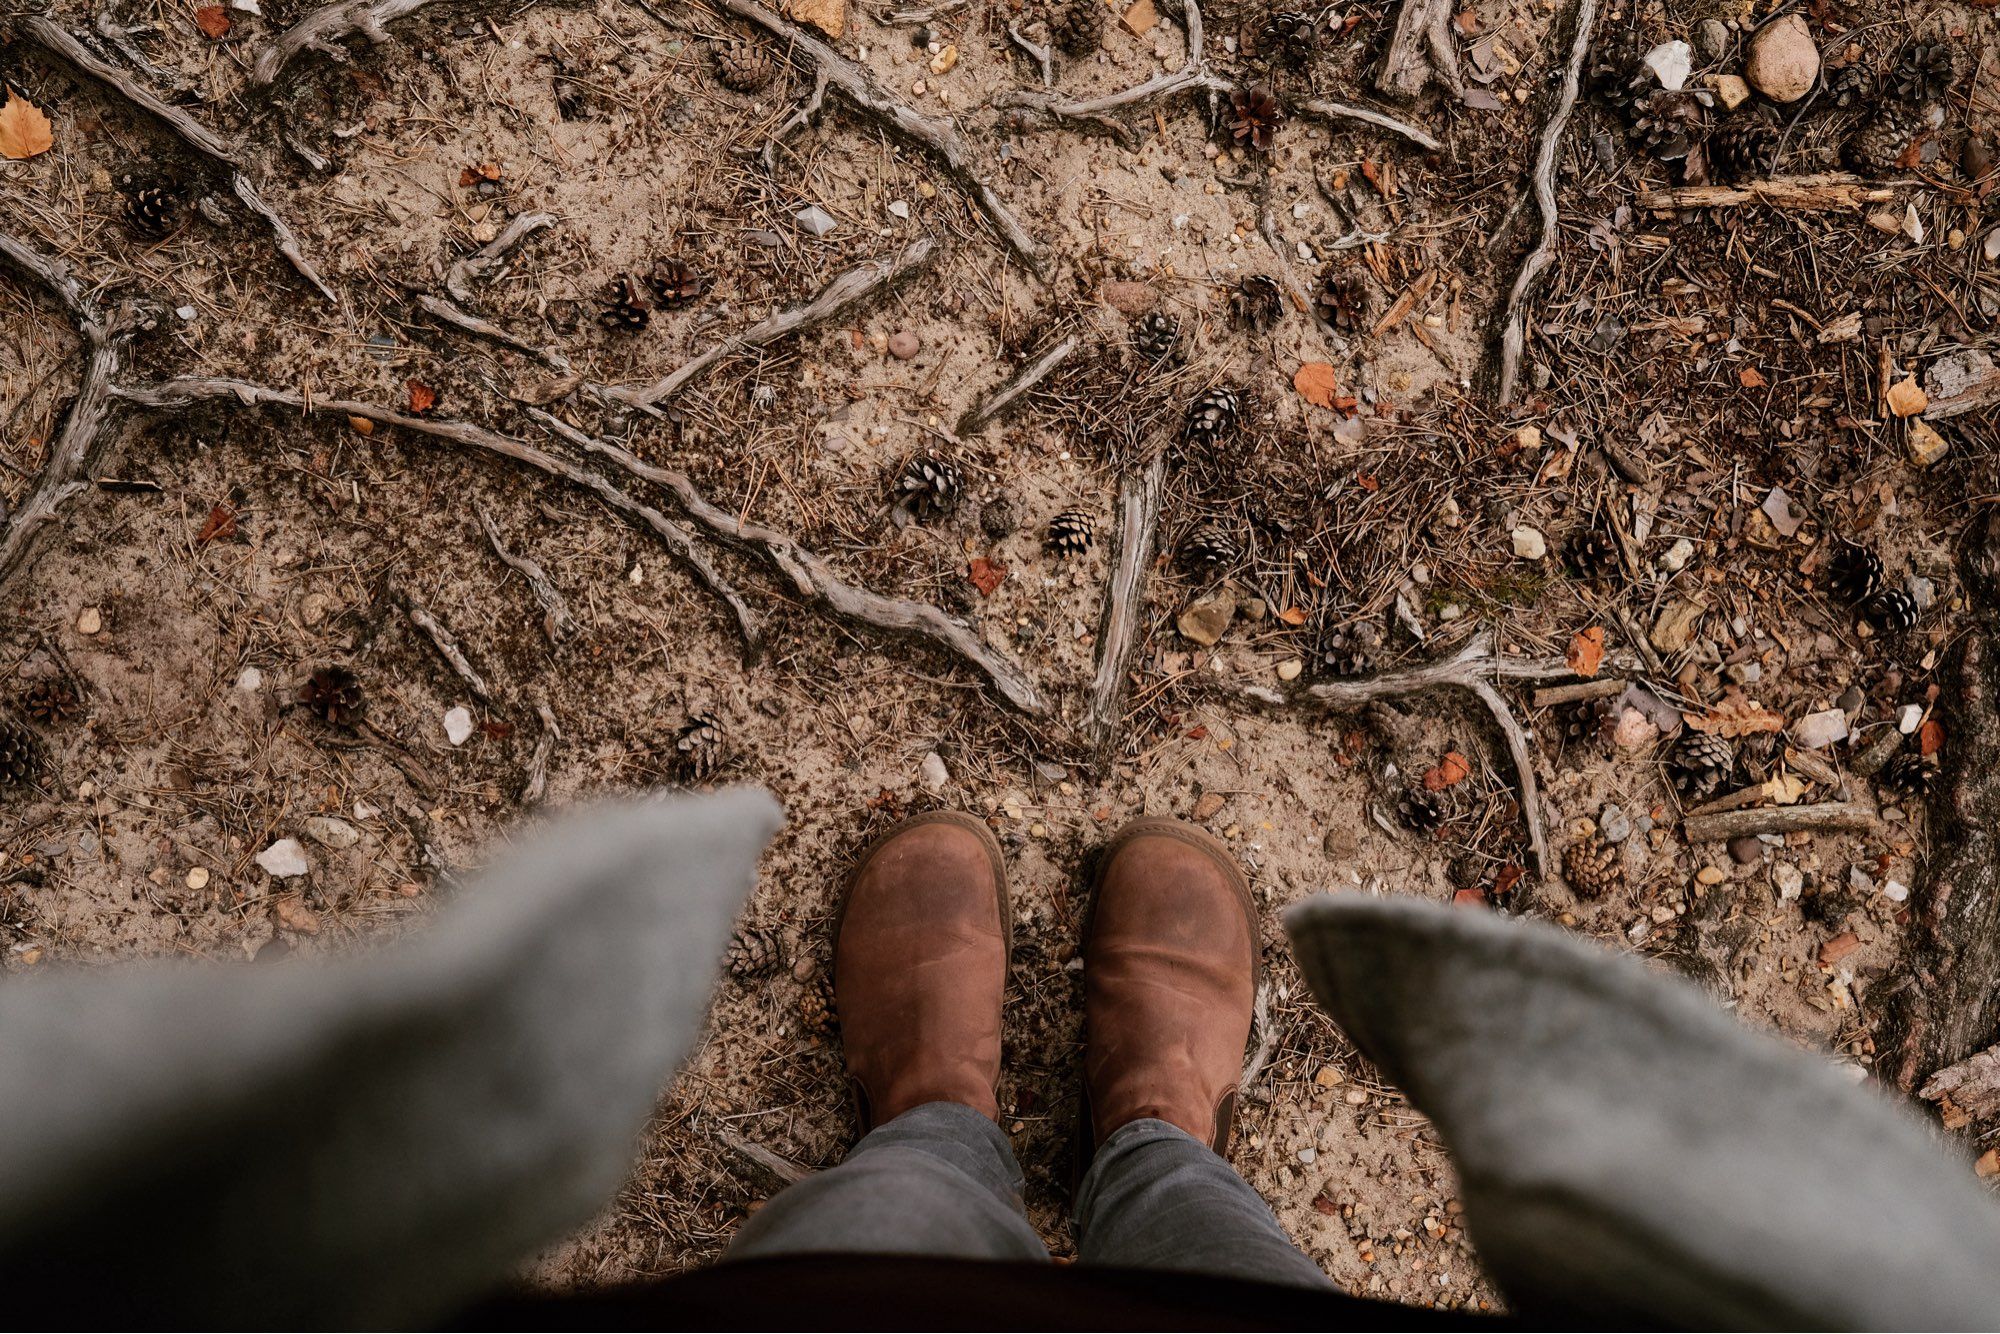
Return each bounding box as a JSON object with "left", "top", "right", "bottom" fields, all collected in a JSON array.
[
  {"left": 598, "top": 258, "right": 711, "bottom": 333},
  {"left": 1824, "top": 542, "right": 1919, "bottom": 634}
]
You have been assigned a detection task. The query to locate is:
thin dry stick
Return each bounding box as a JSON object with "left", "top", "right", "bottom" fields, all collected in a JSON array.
[
  {"left": 476, "top": 504, "right": 576, "bottom": 642},
  {"left": 608, "top": 238, "right": 936, "bottom": 408},
  {"left": 762, "top": 67, "right": 831, "bottom": 172},
  {"left": 1681, "top": 801, "right": 1877, "bottom": 844},
  {"left": 1085, "top": 451, "right": 1170, "bottom": 763},
  {"left": 403, "top": 595, "right": 493, "bottom": 701},
  {"left": 250, "top": 0, "right": 436, "bottom": 87},
  {"left": 525, "top": 407, "right": 1046, "bottom": 716},
  {"left": 444, "top": 211, "right": 559, "bottom": 302},
  {"left": 519, "top": 701, "right": 560, "bottom": 805},
  {"left": 108, "top": 378, "right": 764, "bottom": 659},
  {"left": 23, "top": 16, "right": 337, "bottom": 303},
  {"left": 1632, "top": 174, "right": 1904, "bottom": 212},
  {"left": 709, "top": 0, "right": 1040, "bottom": 269},
  {"left": 415, "top": 293, "right": 573, "bottom": 372},
  {"left": 956, "top": 334, "right": 1080, "bottom": 435},
  {"left": 1493, "top": 0, "right": 1599, "bottom": 408},
  {"left": 0, "top": 230, "right": 131, "bottom": 591}
]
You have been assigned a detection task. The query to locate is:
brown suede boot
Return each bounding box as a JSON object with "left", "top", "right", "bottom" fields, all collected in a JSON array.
[
  {"left": 1082, "top": 817, "right": 1258, "bottom": 1157},
  {"left": 834, "top": 811, "right": 1011, "bottom": 1131}
]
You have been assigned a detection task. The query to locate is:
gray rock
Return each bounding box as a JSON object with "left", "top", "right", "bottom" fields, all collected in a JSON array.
[
  {"left": 794, "top": 205, "right": 837, "bottom": 236},
  {"left": 1792, "top": 708, "right": 1849, "bottom": 750},
  {"left": 1599, "top": 804, "right": 1632, "bottom": 844},
  {"left": 1772, "top": 862, "right": 1804, "bottom": 900},
  {"left": 919, "top": 751, "right": 949, "bottom": 793},
  {"left": 305, "top": 817, "right": 361, "bottom": 851},
  {"left": 1729, "top": 834, "right": 1763, "bottom": 865},
  {"left": 1695, "top": 18, "right": 1731, "bottom": 62},
  {"left": 255, "top": 838, "right": 311, "bottom": 879}
]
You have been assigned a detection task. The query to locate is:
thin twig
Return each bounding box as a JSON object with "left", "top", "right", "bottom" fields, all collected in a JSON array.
[
  {"left": 403, "top": 594, "right": 493, "bottom": 702},
  {"left": 476, "top": 504, "right": 576, "bottom": 643},
  {"left": 762, "top": 67, "right": 831, "bottom": 172},
  {"left": 956, "top": 334, "right": 1079, "bottom": 435},
  {"left": 415, "top": 293, "right": 573, "bottom": 372},
  {"left": 520, "top": 701, "right": 559, "bottom": 806},
  {"left": 1004, "top": 24, "right": 1053, "bottom": 89},
  {"left": 444, "top": 211, "right": 558, "bottom": 302},
  {"left": 1681, "top": 801, "right": 1878, "bottom": 844},
  {"left": 1632, "top": 174, "right": 1905, "bottom": 212}
]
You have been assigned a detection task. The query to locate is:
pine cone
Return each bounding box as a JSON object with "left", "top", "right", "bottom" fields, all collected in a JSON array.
[
  {"left": 598, "top": 275, "right": 650, "bottom": 332},
  {"left": 1179, "top": 523, "right": 1241, "bottom": 577},
  {"left": 674, "top": 712, "right": 725, "bottom": 782},
  {"left": 299, "top": 666, "right": 364, "bottom": 726},
  {"left": 17, "top": 679, "right": 80, "bottom": 725},
  {"left": 1047, "top": 0, "right": 1105, "bottom": 56},
  {"left": 1132, "top": 311, "right": 1180, "bottom": 364},
  {"left": 1045, "top": 507, "right": 1095, "bottom": 559},
  {"left": 714, "top": 37, "right": 776, "bottom": 93},
  {"left": 725, "top": 926, "right": 781, "bottom": 979},
  {"left": 1228, "top": 84, "right": 1285, "bottom": 153},
  {"left": 1846, "top": 101, "right": 1932, "bottom": 174},
  {"left": 1824, "top": 60, "right": 1876, "bottom": 110},
  {"left": 894, "top": 453, "right": 965, "bottom": 521},
  {"left": 1709, "top": 110, "right": 1781, "bottom": 182},
  {"left": 1553, "top": 696, "right": 1613, "bottom": 751},
  {"left": 1565, "top": 527, "right": 1620, "bottom": 581},
  {"left": 1631, "top": 91, "right": 1706, "bottom": 160},
  {"left": 1319, "top": 626, "right": 1378, "bottom": 678},
  {"left": 1564, "top": 838, "right": 1625, "bottom": 899},
  {"left": 124, "top": 183, "right": 184, "bottom": 240},
  {"left": 1229, "top": 274, "right": 1284, "bottom": 330},
  {"left": 1258, "top": 7, "right": 1322, "bottom": 67},
  {"left": 797, "top": 982, "right": 836, "bottom": 1037},
  {"left": 1890, "top": 40, "right": 1957, "bottom": 103},
  {"left": 1313, "top": 265, "right": 1370, "bottom": 332},
  {"left": 0, "top": 719, "right": 43, "bottom": 789},
  {"left": 1864, "top": 588, "right": 1919, "bottom": 634},
  {"left": 1879, "top": 750, "right": 1936, "bottom": 801},
  {"left": 646, "top": 258, "right": 710, "bottom": 310},
  {"left": 1587, "top": 29, "right": 1649, "bottom": 118},
  {"left": 1396, "top": 786, "right": 1445, "bottom": 835},
  {"left": 1668, "top": 729, "right": 1735, "bottom": 801},
  {"left": 1182, "top": 387, "right": 1241, "bottom": 449},
  {"left": 1826, "top": 543, "right": 1882, "bottom": 603}
]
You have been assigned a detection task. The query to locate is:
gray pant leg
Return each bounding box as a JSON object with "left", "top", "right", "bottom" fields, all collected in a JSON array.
[
  {"left": 727, "top": 1101, "right": 1049, "bottom": 1262},
  {"left": 1075, "top": 1117, "right": 1333, "bottom": 1288}
]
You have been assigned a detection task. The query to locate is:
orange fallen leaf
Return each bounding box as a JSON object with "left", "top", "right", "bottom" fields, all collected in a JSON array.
[
  {"left": 1424, "top": 750, "right": 1471, "bottom": 791},
  {"left": 1738, "top": 366, "right": 1767, "bottom": 389},
  {"left": 196, "top": 504, "right": 238, "bottom": 544},
  {"left": 0, "top": 88, "right": 55, "bottom": 161},
  {"left": 1451, "top": 888, "right": 1488, "bottom": 907},
  {"left": 1277, "top": 606, "right": 1307, "bottom": 626},
  {"left": 1192, "top": 792, "right": 1226, "bottom": 821},
  {"left": 1294, "top": 361, "right": 1340, "bottom": 409},
  {"left": 406, "top": 379, "right": 437, "bottom": 414},
  {"left": 1494, "top": 863, "right": 1525, "bottom": 897},
  {"left": 1355, "top": 471, "right": 1380, "bottom": 492},
  {"left": 1185, "top": 725, "right": 1209, "bottom": 740},
  {"left": 1566, "top": 626, "right": 1605, "bottom": 678},
  {"left": 1919, "top": 718, "right": 1945, "bottom": 757},
  {"left": 967, "top": 556, "right": 1007, "bottom": 597},
  {"left": 1684, "top": 690, "right": 1786, "bottom": 738},
  {"left": 195, "top": 5, "right": 233, "bottom": 38}
]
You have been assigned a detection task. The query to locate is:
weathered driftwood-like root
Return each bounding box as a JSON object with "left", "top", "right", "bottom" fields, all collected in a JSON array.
[
  {"left": 0, "top": 230, "right": 132, "bottom": 590},
  {"left": 710, "top": 0, "right": 1040, "bottom": 269},
  {"left": 1876, "top": 512, "right": 2000, "bottom": 1093},
  {"left": 249, "top": 0, "right": 435, "bottom": 87},
  {"left": 1920, "top": 1041, "right": 2000, "bottom": 1123},
  {"left": 403, "top": 595, "right": 493, "bottom": 701},
  {"left": 519, "top": 701, "right": 560, "bottom": 805},
  {"left": 1680, "top": 801, "right": 1877, "bottom": 846},
  {"left": 1633, "top": 174, "right": 1903, "bottom": 212},
  {"left": 106, "top": 377, "right": 765, "bottom": 660},
  {"left": 525, "top": 408, "right": 1047, "bottom": 716},
  {"left": 445, "top": 211, "right": 558, "bottom": 302},
  {"left": 609, "top": 238, "right": 937, "bottom": 409},
  {"left": 762, "top": 68, "right": 831, "bottom": 172},
  {"left": 1237, "top": 633, "right": 1637, "bottom": 881},
  {"left": 1493, "top": 0, "right": 1598, "bottom": 407},
  {"left": 476, "top": 505, "right": 576, "bottom": 643},
  {"left": 415, "top": 294, "right": 574, "bottom": 372},
  {"left": 23, "top": 16, "right": 337, "bottom": 303},
  {"left": 1375, "top": 0, "right": 1465, "bottom": 101},
  {"left": 1084, "top": 452, "right": 1168, "bottom": 764},
  {"left": 956, "top": 334, "right": 1080, "bottom": 435}
]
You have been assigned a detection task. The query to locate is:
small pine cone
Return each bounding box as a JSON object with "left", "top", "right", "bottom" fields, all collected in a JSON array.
[
  {"left": 1824, "top": 60, "right": 1876, "bottom": 110},
  {"left": 1319, "top": 630, "right": 1376, "bottom": 679},
  {"left": 1047, "top": 0, "right": 1105, "bottom": 56},
  {"left": 1045, "top": 507, "right": 1096, "bottom": 559},
  {"left": 1182, "top": 387, "right": 1241, "bottom": 449},
  {"left": 797, "top": 982, "right": 836, "bottom": 1037},
  {"left": 1587, "top": 29, "right": 1647, "bottom": 116},
  {"left": 1890, "top": 40, "right": 1957, "bottom": 104},
  {"left": 1709, "top": 110, "right": 1781, "bottom": 182},
  {"left": 894, "top": 454, "right": 965, "bottom": 521},
  {"left": 1846, "top": 101, "right": 1932, "bottom": 175},
  {"left": 1313, "top": 265, "right": 1370, "bottom": 332},
  {"left": 1228, "top": 84, "right": 1285, "bottom": 153},
  {"left": 1668, "top": 729, "right": 1735, "bottom": 801},
  {"left": 725, "top": 926, "right": 781, "bottom": 979},
  {"left": 714, "top": 37, "right": 776, "bottom": 93},
  {"left": 18, "top": 679, "right": 80, "bottom": 725},
  {"left": 1229, "top": 274, "right": 1284, "bottom": 330},
  {"left": 1553, "top": 696, "right": 1613, "bottom": 750},
  {"left": 1132, "top": 311, "right": 1180, "bottom": 364},
  {"left": 598, "top": 275, "right": 651, "bottom": 332},
  {"left": 646, "top": 258, "right": 710, "bottom": 310},
  {"left": 0, "top": 719, "right": 44, "bottom": 788},
  {"left": 674, "top": 712, "right": 725, "bottom": 782},
  {"left": 1879, "top": 751, "right": 1937, "bottom": 801},
  {"left": 1631, "top": 91, "right": 1706, "bottom": 160},
  {"left": 1258, "top": 8, "right": 1322, "bottom": 67},
  {"left": 1565, "top": 527, "right": 1621, "bottom": 581},
  {"left": 1564, "top": 839, "right": 1624, "bottom": 900},
  {"left": 1396, "top": 786, "right": 1445, "bottom": 835},
  {"left": 1826, "top": 543, "right": 1882, "bottom": 604},
  {"left": 1178, "top": 523, "right": 1242, "bottom": 576},
  {"left": 299, "top": 666, "right": 364, "bottom": 727},
  {"left": 1864, "top": 588, "right": 1919, "bottom": 634},
  {"left": 124, "top": 184, "right": 184, "bottom": 240}
]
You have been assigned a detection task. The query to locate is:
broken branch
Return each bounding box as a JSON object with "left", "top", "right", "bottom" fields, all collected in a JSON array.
[
  {"left": 1085, "top": 450, "right": 1169, "bottom": 765},
  {"left": 956, "top": 334, "right": 1080, "bottom": 435},
  {"left": 1680, "top": 801, "right": 1877, "bottom": 845},
  {"left": 476, "top": 504, "right": 576, "bottom": 643},
  {"left": 444, "top": 211, "right": 558, "bottom": 303},
  {"left": 403, "top": 595, "right": 493, "bottom": 702},
  {"left": 250, "top": 0, "right": 435, "bottom": 87}
]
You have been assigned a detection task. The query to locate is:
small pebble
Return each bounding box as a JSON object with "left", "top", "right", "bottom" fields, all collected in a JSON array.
[
  {"left": 76, "top": 607, "right": 102, "bottom": 635},
  {"left": 1729, "top": 834, "right": 1763, "bottom": 865},
  {"left": 185, "top": 866, "right": 210, "bottom": 890},
  {"left": 1510, "top": 526, "right": 1547, "bottom": 560},
  {"left": 255, "top": 838, "right": 310, "bottom": 879},
  {"left": 1772, "top": 863, "right": 1804, "bottom": 900},
  {"left": 1276, "top": 658, "right": 1303, "bottom": 681},
  {"left": 1599, "top": 804, "right": 1632, "bottom": 843},
  {"left": 443, "top": 706, "right": 475, "bottom": 746},
  {"left": 1695, "top": 865, "right": 1726, "bottom": 886},
  {"left": 888, "top": 330, "right": 921, "bottom": 359}
]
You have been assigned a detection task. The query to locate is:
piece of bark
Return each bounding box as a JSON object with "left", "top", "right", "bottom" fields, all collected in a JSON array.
[{"left": 1633, "top": 174, "right": 1902, "bottom": 212}]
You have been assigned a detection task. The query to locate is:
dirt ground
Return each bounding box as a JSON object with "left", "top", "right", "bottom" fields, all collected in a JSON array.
[{"left": 3, "top": 0, "right": 1998, "bottom": 1313}]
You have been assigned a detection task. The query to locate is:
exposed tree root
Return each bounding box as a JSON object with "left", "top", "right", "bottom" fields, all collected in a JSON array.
[
  {"left": 415, "top": 294, "right": 574, "bottom": 372},
  {"left": 249, "top": 0, "right": 437, "bottom": 88},
  {"left": 105, "top": 377, "right": 766, "bottom": 661},
  {"left": 607, "top": 238, "right": 937, "bottom": 409},
  {"left": 403, "top": 594, "right": 494, "bottom": 702},
  {"left": 1493, "top": 0, "right": 1598, "bottom": 408},
  {"left": 476, "top": 504, "right": 576, "bottom": 643},
  {"left": 1084, "top": 452, "right": 1168, "bottom": 765},
  {"left": 444, "top": 211, "right": 559, "bottom": 303},
  {"left": 524, "top": 408, "right": 1048, "bottom": 716},
  {"left": 956, "top": 334, "right": 1080, "bottom": 435},
  {"left": 22, "top": 16, "right": 337, "bottom": 303},
  {"left": 0, "top": 230, "right": 133, "bottom": 590},
  {"left": 1375, "top": 0, "right": 1465, "bottom": 101}
]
